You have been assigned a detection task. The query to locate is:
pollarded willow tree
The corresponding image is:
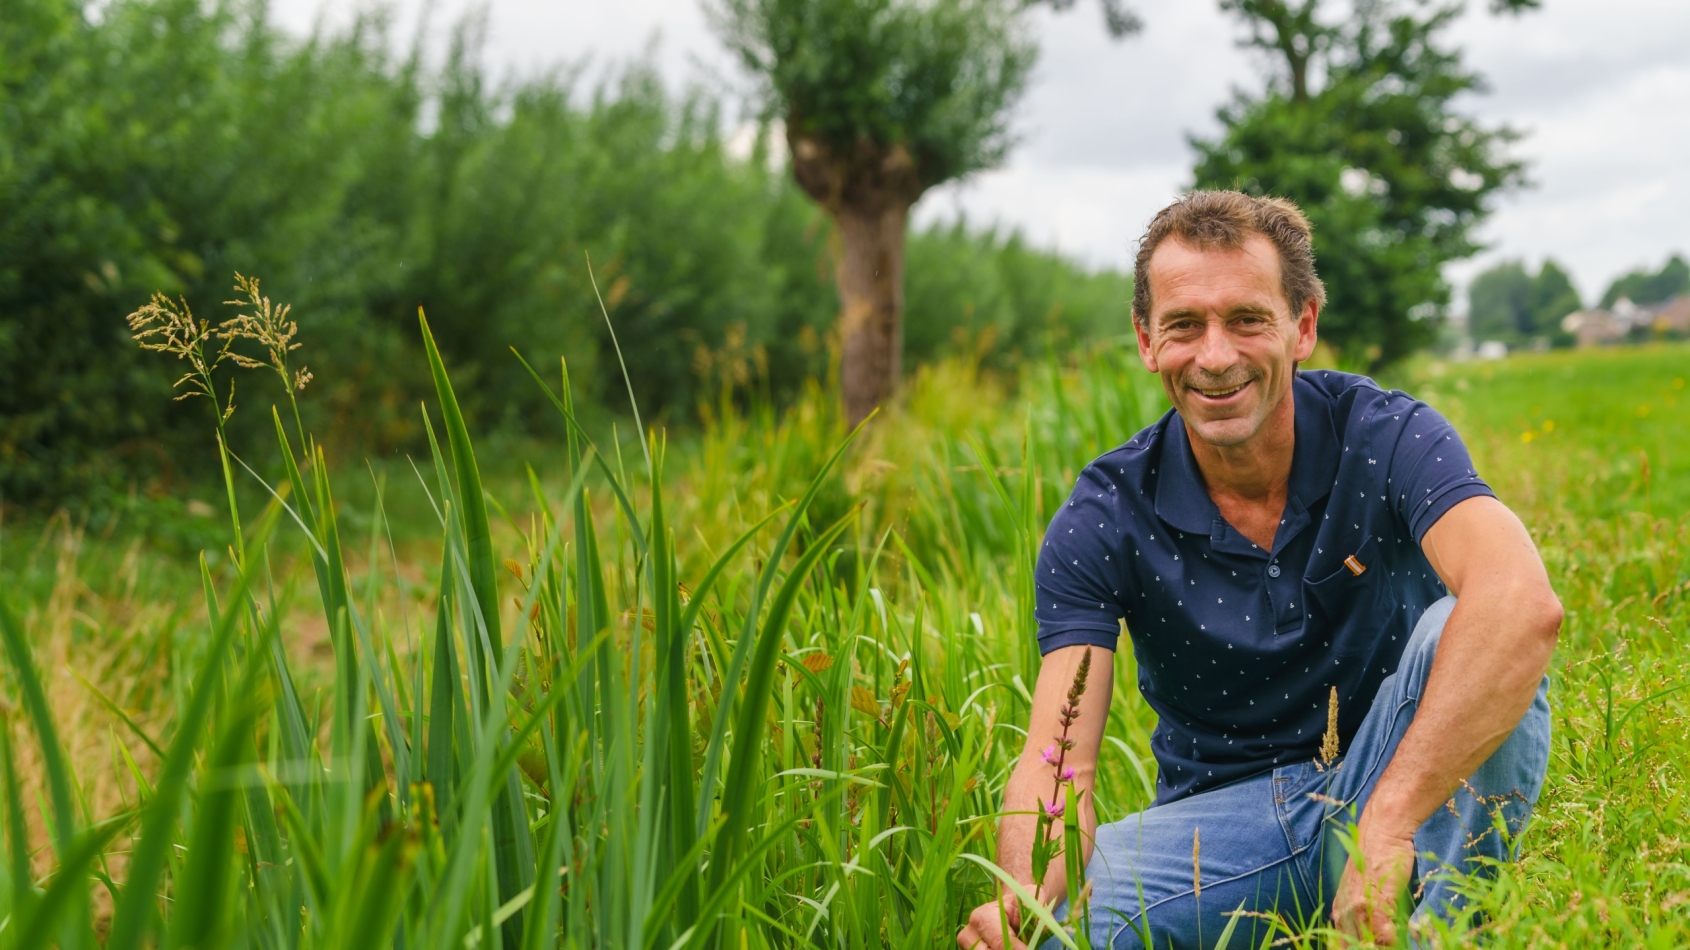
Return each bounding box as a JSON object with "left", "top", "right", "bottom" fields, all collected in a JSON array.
[{"left": 715, "top": 0, "right": 1131, "bottom": 425}]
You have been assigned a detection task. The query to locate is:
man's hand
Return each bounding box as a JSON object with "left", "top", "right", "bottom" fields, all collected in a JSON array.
[
  {"left": 1331, "top": 824, "right": 1417, "bottom": 945},
  {"left": 957, "top": 894, "right": 1027, "bottom": 950}
]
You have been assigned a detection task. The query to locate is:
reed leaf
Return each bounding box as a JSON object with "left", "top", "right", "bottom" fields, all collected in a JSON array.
[{"left": 105, "top": 500, "right": 283, "bottom": 950}]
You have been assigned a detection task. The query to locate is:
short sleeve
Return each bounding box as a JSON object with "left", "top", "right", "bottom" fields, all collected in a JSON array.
[
  {"left": 1034, "top": 466, "right": 1128, "bottom": 655},
  {"left": 1383, "top": 398, "right": 1496, "bottom": 542}
]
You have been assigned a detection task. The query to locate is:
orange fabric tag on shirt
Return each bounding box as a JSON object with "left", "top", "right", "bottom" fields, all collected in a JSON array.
[{"left": 1344, "top": 554, "right": 1366, "bottom": 576}]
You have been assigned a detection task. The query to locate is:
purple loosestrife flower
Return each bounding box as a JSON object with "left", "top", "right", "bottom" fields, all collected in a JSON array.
[{"left": 1043, "top": 647, "right": 1093, "bottom": 824}]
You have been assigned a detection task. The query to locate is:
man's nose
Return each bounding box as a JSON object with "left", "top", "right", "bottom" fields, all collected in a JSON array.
[{"left": 1194, "top": 319, "right": 1238, "bottom": 375}]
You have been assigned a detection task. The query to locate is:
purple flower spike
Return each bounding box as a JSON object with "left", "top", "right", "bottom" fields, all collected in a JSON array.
[
  {"left": 1041, "top": 744, "right": 1061, "bottom": 765},
  {"left": 1061, "top": 767, "right": 1075, "bottom": 782},
  {"left": 1044, "top": 798, "right": 1066, "bottom": 818}
]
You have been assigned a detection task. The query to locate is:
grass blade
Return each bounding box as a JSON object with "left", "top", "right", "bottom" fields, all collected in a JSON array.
[
  {"left": 696, "top": 420, "right": 868, "bottom": 836},
  {"left": 421, "top": 310, "right": 534, "bottom": 940},
  {"left": 0, "top": 596, "right": 78, "bottom": 856},
  {"left": 706, "top": 514, "right": 852, "bottom": 909},
  {"left": 11, "top": 815, "right": 133, "bottom": 950},
  {"left": 167, "top": 636, "right": 269, "bottom": 950},
  {"left": 104, "top": 500, "right": 282, "bottom": 950}
]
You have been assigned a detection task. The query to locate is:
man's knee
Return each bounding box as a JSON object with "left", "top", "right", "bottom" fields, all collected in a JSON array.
[
  {"left": 1397, "top": 595, "right": 1457, "bottom": 684},
  {"left": 1407, "top": 594, "right": 1457, "bottom": 654}
]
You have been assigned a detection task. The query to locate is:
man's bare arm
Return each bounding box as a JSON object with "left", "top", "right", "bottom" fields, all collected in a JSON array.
[
  {"left": 1334, "top": 495, "right": 1561, "bottom": 940},
  {"left": 959, "top": 644, "right": 1115, "bottom": 950}
]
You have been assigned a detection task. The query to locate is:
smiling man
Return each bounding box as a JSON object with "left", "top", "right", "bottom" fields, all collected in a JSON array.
[{"left": 958, "top": 191, "right": 1559, "bottom": 949}]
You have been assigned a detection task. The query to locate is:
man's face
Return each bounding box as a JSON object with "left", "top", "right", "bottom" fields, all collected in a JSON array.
[{"left": 1135, "top": 235, "right": 1318, "bottom": 448}]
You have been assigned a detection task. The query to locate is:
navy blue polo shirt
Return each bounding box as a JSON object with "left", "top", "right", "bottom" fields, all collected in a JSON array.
[{"left": 1035, "top": 370, "right": 1493, "bottom": 804}]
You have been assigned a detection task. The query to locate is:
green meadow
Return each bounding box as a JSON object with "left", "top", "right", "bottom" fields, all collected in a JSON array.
[{"left": 0, "top": 336, "right": 1685, "bottom": 948}]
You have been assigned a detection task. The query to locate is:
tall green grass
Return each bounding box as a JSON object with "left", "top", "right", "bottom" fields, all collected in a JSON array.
[{"left": 0, "top": 335, "right": 1686, "bottom": 948}]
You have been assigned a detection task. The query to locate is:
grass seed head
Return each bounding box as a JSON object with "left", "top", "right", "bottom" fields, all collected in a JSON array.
[
  {"left": 1321, "top": 685, "right": 1341, "bottom": 766},
  {"left": 221, "top": 273, "right": 309, "bottom": 392},
  {"left": 126, "top": 292, "right": 237, "bottom": 407}
]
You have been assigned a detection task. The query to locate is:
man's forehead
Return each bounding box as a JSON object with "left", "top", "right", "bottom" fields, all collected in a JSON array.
[{"left": 1147, "top": 234, "right": 1286, "bottom": 315}]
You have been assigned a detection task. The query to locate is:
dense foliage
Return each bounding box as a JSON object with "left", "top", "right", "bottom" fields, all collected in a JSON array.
[
  {"left": 1193, "top": 0, "right": 1527, "bottom": 371},
  {"left": 0, "top": 0, "right": 1131, "bottom": 505},
  {"left": 1466, "top": 258, "right": 1581, "bottom": 347},
  {"left": 714, "top": 0, "right": 1035, "bottom": 192},
  {"left": 1599, "top": 253, "right": 1689, "bottom": 309}
]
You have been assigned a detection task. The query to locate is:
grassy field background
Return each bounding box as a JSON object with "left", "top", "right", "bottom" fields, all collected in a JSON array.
[{"left": 0, "top": 340, "right": 1685, "bottom": 947}]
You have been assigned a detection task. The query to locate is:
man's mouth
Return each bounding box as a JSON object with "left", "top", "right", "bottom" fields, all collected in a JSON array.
[{"left": 1190, "top": 379, "right": 1252, "bottom": 400}]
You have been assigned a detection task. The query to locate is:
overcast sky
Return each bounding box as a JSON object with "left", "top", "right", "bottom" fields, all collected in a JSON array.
[{"left": 271, "top": 0, "right": 1690, "bottom": 307}]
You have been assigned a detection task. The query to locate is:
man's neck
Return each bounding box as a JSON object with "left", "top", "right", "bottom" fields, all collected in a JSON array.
[{"left": 1187, "top": 384, "right": 1297, "bottom": 506}]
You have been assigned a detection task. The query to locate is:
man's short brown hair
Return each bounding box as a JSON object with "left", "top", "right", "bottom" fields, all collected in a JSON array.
[{"left": 1132, "top": 190, "right": 1327, "bottom": 327}]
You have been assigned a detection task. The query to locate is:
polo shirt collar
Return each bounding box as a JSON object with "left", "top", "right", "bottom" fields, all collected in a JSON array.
[
  {"left": 1153, "top": 373, "right": 1340, "bottom": 548},
  {"left": 1153, "top": 410, "right": 1220, "bottom": 538},
  {"left": 1286, "top": 372, "right": 1340, "bottom": 508}
]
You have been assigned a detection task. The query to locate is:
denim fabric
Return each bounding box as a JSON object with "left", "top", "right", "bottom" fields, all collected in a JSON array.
[{"left": 1058, "top": 596, "right": 1551, "bottom": 949}]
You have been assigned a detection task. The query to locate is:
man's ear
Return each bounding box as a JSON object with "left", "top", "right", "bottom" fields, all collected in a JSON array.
[
  {"left": 1135, "top": 316, "right": 1159, "bottom": 373},
  {"left": 1293, "top": 298, "right": 1319, "bottom": 363}
]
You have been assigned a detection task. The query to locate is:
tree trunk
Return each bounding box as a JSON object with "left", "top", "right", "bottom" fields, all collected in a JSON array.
[
  {"left": 786, "top": 128, "right": 927, "bottom": 427},
  {"left": 833, "top": 203, "right": 908, "bottom": 427}
]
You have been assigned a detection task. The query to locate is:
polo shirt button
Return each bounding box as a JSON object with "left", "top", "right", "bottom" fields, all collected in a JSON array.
[{"left": 1268, "top": 564, "right": 1281, "bottom": 578}]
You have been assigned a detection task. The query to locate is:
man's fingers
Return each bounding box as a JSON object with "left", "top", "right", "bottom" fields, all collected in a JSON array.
[
  {"left": 1330, "top": 856, "right": 1407, "bottom": 946},
  {"left": 958, "top": 899, "right": 1034, "bottom": 950},
  {"left": 959, "top": 904, "right": 1002, "bottom": 950}
]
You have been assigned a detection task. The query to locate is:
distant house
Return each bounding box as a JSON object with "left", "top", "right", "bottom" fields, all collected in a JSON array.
[
  {"left": 1561, "top": 308, "right": 1628, "bottom": 347},
  {"left": 1561, "top": 295, "right": 1690, "bottom": 347},
  {"left": 1651, "top": 295, "right": 1690, "bottom": 335}
]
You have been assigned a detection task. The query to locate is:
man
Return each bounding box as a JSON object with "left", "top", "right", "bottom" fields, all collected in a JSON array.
[{"left": 958, "top": 191, "right": 1558, "bottom": 949}]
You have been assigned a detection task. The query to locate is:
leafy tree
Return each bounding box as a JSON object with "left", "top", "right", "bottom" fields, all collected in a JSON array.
[
  {"left": 1600, "top": 254, "right": 1690, "bottom": 309},
  {"left": 1467, "top": 258, "right": 1581, "bottom": 346},
  {"left": 712, "top": 0, "right": 1039, "bottom": 425},
  {"left": 1192, "top": 0, "right": 1532, "bottom": 371}
]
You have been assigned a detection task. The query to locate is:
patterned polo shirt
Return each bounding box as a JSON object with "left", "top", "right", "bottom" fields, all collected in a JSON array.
[{"left": 1034, "top": 370, "right": 1493, "bottom": 803}]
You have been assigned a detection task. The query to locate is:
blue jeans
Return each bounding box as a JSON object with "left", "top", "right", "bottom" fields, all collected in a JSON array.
[{"left": 1063, "top": 596, "right": 1551, "bottom": 949}]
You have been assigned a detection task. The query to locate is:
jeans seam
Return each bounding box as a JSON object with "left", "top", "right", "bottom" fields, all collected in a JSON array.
[
  {"left": 1333, "top": 697, "right": 1418, "bottom": 814},
  {"left": 1094, "top": 851, "right": 1304, "bottom": 947},
  {"left": 1274, "top": 777, "right": 1304, "bottom": 854}
]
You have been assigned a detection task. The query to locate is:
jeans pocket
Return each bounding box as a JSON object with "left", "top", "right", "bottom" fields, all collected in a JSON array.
[{"left": 1272, "top": 762, "right": 1322, "bottom": 850}]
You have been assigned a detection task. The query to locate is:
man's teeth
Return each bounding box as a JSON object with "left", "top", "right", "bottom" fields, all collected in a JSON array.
[{"left": 1197, "top": 383, "right": 1245, "bottom": 397}]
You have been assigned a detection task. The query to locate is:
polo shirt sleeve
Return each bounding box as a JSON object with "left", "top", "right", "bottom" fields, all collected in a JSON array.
[
  {"left": 1034, "top": 465, "right": 1127, "bottom": 655},
  {"left": 1382, "top": 396, "right": 1496, "bottom": 542}
]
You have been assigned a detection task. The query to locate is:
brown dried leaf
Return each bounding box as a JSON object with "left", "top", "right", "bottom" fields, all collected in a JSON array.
[
  {"left": 802, "top": 653, "right": 834, "bottom": 674},
  {"left": 850, "top": 686, "right": 881, "bottom": 718}
]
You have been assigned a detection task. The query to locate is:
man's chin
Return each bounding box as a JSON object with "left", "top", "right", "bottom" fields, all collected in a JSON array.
[{"left": 1184, "top": 413, "right": 1262, "bottom": 448}]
